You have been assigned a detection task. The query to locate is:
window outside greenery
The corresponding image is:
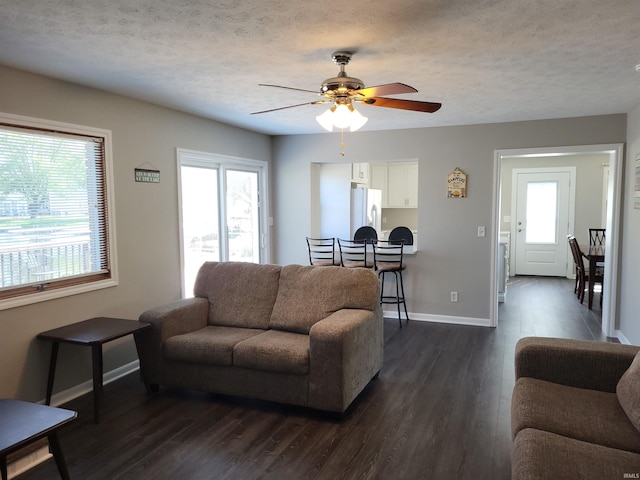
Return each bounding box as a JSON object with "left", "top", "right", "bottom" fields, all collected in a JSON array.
[{"left": 0, "top": 116, "right": 114, "bottom": 304}]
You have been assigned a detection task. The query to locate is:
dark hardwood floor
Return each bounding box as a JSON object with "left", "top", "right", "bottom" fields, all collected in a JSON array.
[{"left": 18, "top": 276, "right": 607, "bottom": 480}]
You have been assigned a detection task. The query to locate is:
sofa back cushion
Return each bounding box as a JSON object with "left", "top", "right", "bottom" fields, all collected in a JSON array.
[
  {"left": 194, "top": 261, "right": 281, "bottom": 330},
  {"left": 617, "top": 350, "right": 640, "bottom": 432},
  {"left": 269, "top": 264, "right": 379, "bottom": 334}
]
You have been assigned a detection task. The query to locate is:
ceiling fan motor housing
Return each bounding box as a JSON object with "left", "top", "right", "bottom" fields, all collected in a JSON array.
[
  {"left": 321, "top": 50, "right": 364, "bottom": 97},
  {"left": 320, "top": 75, "right": 365, "bottom": 96}
]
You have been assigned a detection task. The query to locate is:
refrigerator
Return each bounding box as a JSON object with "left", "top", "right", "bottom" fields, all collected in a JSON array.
[{"left": 350, "top": 187, "right": 382, "bottom": 238}]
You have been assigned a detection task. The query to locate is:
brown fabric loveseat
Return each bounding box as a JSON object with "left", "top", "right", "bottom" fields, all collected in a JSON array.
[
  {"left": 511, "top": 337, "right": 640, "bottom": 479},
  {"left": 136, "top": 261, "right": 383, "bottom": 413}
]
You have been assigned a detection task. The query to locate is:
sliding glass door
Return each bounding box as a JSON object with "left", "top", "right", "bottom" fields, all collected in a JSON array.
[
  {"left": 225, "top": 169, "right": 260, "bottom": 262},
  {"left": 178, "top": 150, "right": 268, "bottom": 297}
]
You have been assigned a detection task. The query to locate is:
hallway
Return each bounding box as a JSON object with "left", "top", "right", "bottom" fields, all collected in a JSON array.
[{"left": 498, "top": 275, "right": 609, "bottom": 343}]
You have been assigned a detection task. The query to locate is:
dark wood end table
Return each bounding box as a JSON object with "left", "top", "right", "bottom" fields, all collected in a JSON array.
[
  {"left": 0, "top": 399, "right": 76, "bottom": 480},
  {"left": 38, "top": 317, "right": 151, "bottom": 423}
]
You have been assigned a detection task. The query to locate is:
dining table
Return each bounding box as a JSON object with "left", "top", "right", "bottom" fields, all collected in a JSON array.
[{"left": 582, "top": 244, "right": 604, "bottom": 309}]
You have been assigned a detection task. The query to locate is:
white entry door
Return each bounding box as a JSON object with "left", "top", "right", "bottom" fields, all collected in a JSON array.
[{"left": 513, "top": 168, "right": 574, "bottom": 276}]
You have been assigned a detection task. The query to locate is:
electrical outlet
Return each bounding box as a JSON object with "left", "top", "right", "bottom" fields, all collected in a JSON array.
[
  {"left": 477, "top": 226, "right": 486, "bottom": 237},
  {"left": 451, "top": 291, "right": 458, "bottom": 302}
]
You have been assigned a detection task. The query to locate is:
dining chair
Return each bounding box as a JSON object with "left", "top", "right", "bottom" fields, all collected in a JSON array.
[
  {"left": 568, "top": 236, "right": 587, "bottom": 303},
  {"left": 306, "top": 237, "right": 339, "bottom": 266},
  {"left": 567, "top": 235, "right": 579, "bottom": 294},
  {"left": 337, "top": 238, "right": 374, "bottom": 269},
  {"left": 588, "top": 228, "right": 606, "bottom": 272},
  {"left": 588, "top": 228, "right": 606, "bottom": 246},
  {"left": 373, "top": 239, "right": 408, "bottom": 327},
  {"left": 568, "top": 236, "right": 603, "bottom": 306},
  {"left": 353, "top": 226, "right": 378, "bottom": 244},
  {"left": 388, "top": 226, "right": 414, "bottom": 245}
]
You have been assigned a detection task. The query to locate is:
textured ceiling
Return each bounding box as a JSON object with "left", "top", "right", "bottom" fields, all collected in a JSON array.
[{"left": 1, "top": 0, "right": 639, "bottom": 135}]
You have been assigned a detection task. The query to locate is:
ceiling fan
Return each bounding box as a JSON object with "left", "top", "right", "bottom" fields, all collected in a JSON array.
[{"left": 251, "top": 51, "right": 442, "bottom": 131}]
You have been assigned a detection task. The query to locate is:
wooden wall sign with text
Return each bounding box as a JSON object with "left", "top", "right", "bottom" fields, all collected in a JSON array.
[
  {"left": 447, "top": 167, "right": 467, "bottom": 198},
  {"left": 135, "top": 168, "right": 160, "bottom": 183}
]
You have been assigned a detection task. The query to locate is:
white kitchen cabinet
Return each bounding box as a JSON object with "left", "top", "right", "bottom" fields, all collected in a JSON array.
[
  {"left": 386, "top": 162, "right": 418, "bottom": 208},
  {"left": 351, "top": 163, "right": 369, "bottom": 184}
]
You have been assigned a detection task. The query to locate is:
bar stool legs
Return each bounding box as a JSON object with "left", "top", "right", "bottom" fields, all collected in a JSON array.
[{"left": 379, "top": 269, "right": 409, "bottom": 327}]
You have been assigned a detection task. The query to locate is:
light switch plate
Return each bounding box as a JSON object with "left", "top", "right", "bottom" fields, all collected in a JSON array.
[{"left": 477, "top": 226, "right": 486, "bottom": 237}]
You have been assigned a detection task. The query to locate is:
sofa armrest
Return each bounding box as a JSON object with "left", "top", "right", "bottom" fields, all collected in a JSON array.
[
  {"left": 136, "top": 297, "right": 209, "bottom": 386},
  {"left": 307, "top": 307, "right": 383, "bottom": 412},
  {"left": 515, "top": 337, "right": 640, "bottom": 393},
  {"left": 139, "top": 297, "right": 209, "bottom": 342}
]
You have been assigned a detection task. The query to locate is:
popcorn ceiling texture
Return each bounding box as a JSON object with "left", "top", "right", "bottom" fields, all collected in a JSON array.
[{"left": 0, "top": 0, "right": 638, "bottom": 135}]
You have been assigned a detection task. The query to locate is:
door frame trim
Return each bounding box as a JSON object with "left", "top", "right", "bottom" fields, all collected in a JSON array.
[
  {"left": 511, "top": 167, "right": 576, "bottom": 277},
  {"left": 490, "top": 144, "right": 623, "bottom": 338}
]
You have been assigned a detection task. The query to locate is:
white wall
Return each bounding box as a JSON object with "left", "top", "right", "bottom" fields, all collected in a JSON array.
[
  {"left": 619, "top": 104, "right": 640, "bottom": 344},
  {"left": 317, "top": 163, "right": 352, "bottom": 239},
  {"left": 0, "top": 66, "right": 272, "bottom": 400},
  {"left": 272, "top": 117, "right": 627, "bottom": 323}
]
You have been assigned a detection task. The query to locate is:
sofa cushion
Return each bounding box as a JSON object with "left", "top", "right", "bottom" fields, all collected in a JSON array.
[
  {"left": 512, "top": 428, "right": 640, "bottom": 480},
  {"left": 269, "top": 264, "right": 379, "bottom": 334},
  {"left": 512, "top": 377, "right": 640, "bottom": 453},
  {"left": 618, "top": 350, "right": 640, "bottom": 432},
  {"left": 194, "top": 261, "right": 281, "bottom": 330},
  {"left": 233, "top": 330, "right": 310, "bottom": 375},
  {"left": 164, "top": 326, "right": 266, "bottom": 366}
]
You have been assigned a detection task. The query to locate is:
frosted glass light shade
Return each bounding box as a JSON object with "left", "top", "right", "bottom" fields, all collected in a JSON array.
[
  {"left": 315, "top": 105, "right": 368, "bottom": 132},
  {"left": 347, "top": 108, "right": 368, "bottom": 131},
  {"left": 316, "top": 109, "right": 335, "bottom": 132}
]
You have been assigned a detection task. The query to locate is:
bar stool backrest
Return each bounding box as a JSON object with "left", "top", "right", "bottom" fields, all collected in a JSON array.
[{"left": 306, "top": 237, "right": 337, "bottom": 266}]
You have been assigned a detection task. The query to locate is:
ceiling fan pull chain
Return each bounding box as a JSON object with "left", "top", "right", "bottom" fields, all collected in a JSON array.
[{"left": 340, "top": 129, "right": 346, "bottom": 156}]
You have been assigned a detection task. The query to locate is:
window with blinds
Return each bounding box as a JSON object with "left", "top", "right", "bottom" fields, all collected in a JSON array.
[{"left": 0, "top": 114, "right": 116, "bottom": 306}]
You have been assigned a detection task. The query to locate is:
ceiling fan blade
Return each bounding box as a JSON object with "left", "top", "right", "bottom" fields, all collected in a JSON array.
[
  {"left": 251, "top": 100, "right": 328, "bottom": 115},
  {"left": 355, "top": 83, "right": 418, "bottom": 98},
  {"left": 363, "top": 97, "right": 442, "bottom": 113},
  {"left": 259, "top": 84, "right": 319, "bottom": 95}
]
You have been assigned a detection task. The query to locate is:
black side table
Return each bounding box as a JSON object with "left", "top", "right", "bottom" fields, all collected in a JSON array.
[
  {"left": 0, "top": 399, "right": 76, "bottom": 480},
  {"left": 38, "top": 317, "right": 151, "bottom": 423}
]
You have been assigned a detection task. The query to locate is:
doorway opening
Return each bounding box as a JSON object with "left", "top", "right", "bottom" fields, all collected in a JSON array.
[{"left": 491, "top": 144, "right": 623, "bottom": 338}]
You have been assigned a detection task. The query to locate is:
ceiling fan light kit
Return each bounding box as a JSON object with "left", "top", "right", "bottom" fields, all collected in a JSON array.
[{"left": 316, "top": 103, "right": 368, "bottom": 132}]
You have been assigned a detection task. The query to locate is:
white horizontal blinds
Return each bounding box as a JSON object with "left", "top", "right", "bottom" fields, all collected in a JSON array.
[{"left": 0, "top": 124, "right": 110, "bottom": 297}]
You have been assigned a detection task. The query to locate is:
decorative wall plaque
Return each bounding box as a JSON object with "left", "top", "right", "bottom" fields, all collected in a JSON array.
[
  {"left": 447, "top": 167, "right": 467, "bottom": 198},
  {"left": 135, "top": 167, "right": 160, "bottom": 183}
]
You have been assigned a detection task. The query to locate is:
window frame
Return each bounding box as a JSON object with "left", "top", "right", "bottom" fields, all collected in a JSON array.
[{"left": 0, "top": 112, "right": 118, "bottom": 310}]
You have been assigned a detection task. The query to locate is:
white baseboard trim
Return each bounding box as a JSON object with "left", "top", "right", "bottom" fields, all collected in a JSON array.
[
  {"left": 8, "top": 360, "right": 141, "bottom": 478},
  {"left": 383, "top": 310, "right": 492, "bottom": 328},
  {"left": 615, "top": 330, "right": 631, "bottom": 345},
  {"left": 7, "top": 446, "right": 52, "bottom": 480},
  {"left": 46, "top": 359, "right": 141, "bottom": 407}
]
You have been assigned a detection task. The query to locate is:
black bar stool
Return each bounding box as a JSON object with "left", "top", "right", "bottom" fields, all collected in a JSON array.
[
  {"left": 337, "top": 238, "right": 374, "bottom": 269},
  {"left": 306, "top": 237, "right": 339, "bottom": 266},
  {"left": 373, "top": 240, "right": 408, "bottom": 326}
]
